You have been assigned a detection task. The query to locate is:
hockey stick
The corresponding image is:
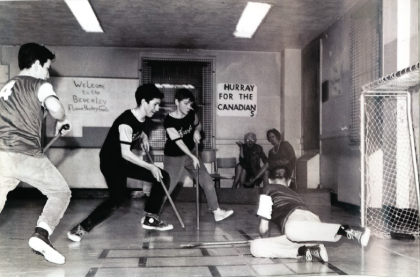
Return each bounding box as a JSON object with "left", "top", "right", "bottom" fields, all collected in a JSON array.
[
  {"left": 195, "top": 142, "right": 200, "bottom": 230},
  {"left": 143, "top": 147, "right": 185, "bottom": 228},
  {"left": 43, "top": 124, "right": 70, "bottom": 152},
  {"left": 180, "top": 240, "right": 251, "bottom": 248}
]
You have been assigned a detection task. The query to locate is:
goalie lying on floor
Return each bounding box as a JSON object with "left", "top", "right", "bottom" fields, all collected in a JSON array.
[{"left": 250, "top": 166, "right": 371, "bottom": 262}]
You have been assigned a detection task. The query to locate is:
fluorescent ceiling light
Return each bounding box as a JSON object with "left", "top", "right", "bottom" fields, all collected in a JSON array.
[
  {"left": 155, "top": 84, "right": 195, "bottom": 89},
  {"left": 65, "top": 0, "right": 103, "bottom": 33},
  {"left": 234, "top": 2, "right": 271, "bottom": 38}
]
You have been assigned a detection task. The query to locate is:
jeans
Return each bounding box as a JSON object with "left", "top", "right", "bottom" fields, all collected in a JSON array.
[
  {"left": 80, "top": 160, "right": 170, "bottom": 232},
  {"left": 164, "top": 152, "right": 219, "bottom": 211},
  {"left": 0, "top": 151, "right": 71, "bottom": 232},
  {"left": 250, "top": 209, "right": 341, "bottom": 258}
]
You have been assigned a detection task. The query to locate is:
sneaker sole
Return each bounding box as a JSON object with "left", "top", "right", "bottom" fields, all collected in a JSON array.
[
  {"left": 215, "top": 210, "right": 234, "bottom": 222},
  {"left": 29, "top": 237, "right": 65, "bottom": 264},
  {"left": 67, "top": 231, "right": 82, "bottom": 242},
  {"left": 142, "top": 224, "right": 174, "bottom": 231},
  {"left": 319, "top": 244, "right": 329, "bottom": 262},
  {"left": 361, "top": 228, "right": 371, "bottom": 247}
]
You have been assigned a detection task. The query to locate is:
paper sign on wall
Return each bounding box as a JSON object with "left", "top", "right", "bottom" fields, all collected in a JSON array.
[
  {"left": 46, "top": 77, "right": 139, "bottom": 137},
  {"left": 216, "top": 83, "right": 257, "bottom": 117}
]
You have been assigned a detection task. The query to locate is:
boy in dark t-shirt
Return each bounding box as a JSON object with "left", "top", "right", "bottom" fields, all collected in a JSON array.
[
  {"left": 67, "top": 84, "right": 173, "bottom": 242},
  {"left": 250, "top": 166, "right": 371, "bottom": 262},
  {"left": 163, "top": 89, "right": 233, "bottom": 222}
]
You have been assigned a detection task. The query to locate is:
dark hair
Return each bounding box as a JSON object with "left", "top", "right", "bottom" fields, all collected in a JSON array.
[
  {"left": 266, "top": 128, "right": 281, "bottom": 141},
  {"left": 18, "top": 43, "right": 56, "bottom": 70},
  {"left": 270, "top": 165, "right": 290, "bottom": 180},
  {"left": 135, "top": 84, "right": 164, "bottom": 106},
  {"left": 175, "top": 88, "right": 195, "bottom": 103}
]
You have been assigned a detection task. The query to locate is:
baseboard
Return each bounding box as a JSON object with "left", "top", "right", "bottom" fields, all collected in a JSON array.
[
  {"left": 330, "top": 192, "right": 360, "bottom": 213},
  {"left": 8, "top": 187, "right": 333, "bottom": 206}
]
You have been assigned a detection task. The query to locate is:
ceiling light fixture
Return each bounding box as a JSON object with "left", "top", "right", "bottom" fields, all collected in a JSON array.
[
  {"left": 234, "top": 2, "right": 272, "bottom": 38},
  {"left": 64, "top": 0, "right": 104, "bottom": 33},
  {"left": 155, "top": 84, "right": 195, "bottom": 89}
]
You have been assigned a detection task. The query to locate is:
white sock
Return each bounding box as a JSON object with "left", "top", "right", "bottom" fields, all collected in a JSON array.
[
  {"left": 213, "top": 208, "right": 221, "bottom": 213},
  {"left": 37, "top": 222, "right": 52, "bottom": 236}
]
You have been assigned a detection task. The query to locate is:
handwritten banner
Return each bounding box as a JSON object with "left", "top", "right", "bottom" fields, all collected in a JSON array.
[
  {"left": 46, "top": 77, "right": 139, "bottom": 137},
  {"left": 216, "top": 83, "right": 257, "bottom": 117}
]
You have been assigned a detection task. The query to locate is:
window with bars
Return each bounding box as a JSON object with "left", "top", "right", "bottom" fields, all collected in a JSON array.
[
  {"left": 141, "top": 58, "right": 214, "bottom": 150},
  {"left": 350, "top": 0, "right": 382, "bottom": 144}
]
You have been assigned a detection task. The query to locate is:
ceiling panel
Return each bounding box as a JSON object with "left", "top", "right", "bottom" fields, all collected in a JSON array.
[{"left": 0, "top": 0, "right": 359, "bottom": 52}]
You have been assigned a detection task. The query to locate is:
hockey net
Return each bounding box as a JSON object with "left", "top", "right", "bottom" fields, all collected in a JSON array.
[{"left": 361, "top": 63, "right": 420, "bottom": 239}]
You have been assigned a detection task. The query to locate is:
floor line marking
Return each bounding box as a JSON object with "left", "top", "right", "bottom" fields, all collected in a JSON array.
[
  {"left": 138, "top": 257, "right": 147, "bottom": 267},
  {"left": 322, "top": 261, "right": 347, "bottom": 275},
  {"left": 85, "top": 264, "right": 256, "bottom": 269},
  {"left": 200, "top": 248, "right": 210, "bottom": 256},
  {"left": 85, "top": 267, "right": 98, "bottom": 277},
  {"left": 377, "top": 244, "right": 420, "bottom": 262},
  {"left": 237, "top": 229, "right": 253, "bottom": 240},
  {"left": 208, "top": 265, "right": 222, "bottom": 277},
  {"left": 98, "top": 250, "right": 110, "bottom": 259}
]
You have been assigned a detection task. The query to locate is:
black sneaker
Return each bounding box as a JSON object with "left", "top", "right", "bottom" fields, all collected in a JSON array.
[
  {"left": 28, "top": 227, "right": 65, "bottom": 264},
  {"left": 142, "top": 216, "right": 173, "bottom": 231},
  {"left": 67, "top": 224, "right": 87, "bottom": 242},
  {"left": 345, "top": 227, "right": 371, "bottom": 247},
  {"left": 304, "top": 244, "right": 328, "bottom": 262}
]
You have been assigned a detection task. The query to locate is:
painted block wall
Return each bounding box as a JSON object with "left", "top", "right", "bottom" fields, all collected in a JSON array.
[
  {"left": 1, "top": 47, "right": 284, "bottom": 189},
  {"left": 318, "top": 2, "right": 361, "bottom": 205},
  {"left": 318, "top": 0, "right": 418, "bottom": 205}
]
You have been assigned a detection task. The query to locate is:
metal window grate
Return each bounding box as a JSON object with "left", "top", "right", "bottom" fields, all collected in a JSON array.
[
  {"left": 141, "top": 58, "right": 214, "bottom": 150},
  {"left": 350, "top": 0, "right": 382, "bottom": 144}
]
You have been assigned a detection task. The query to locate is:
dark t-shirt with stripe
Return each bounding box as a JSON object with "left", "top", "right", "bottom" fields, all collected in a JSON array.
[
  {"left": 99, "top": 110, "right": 147, "bottom": 165},
  {"left": 261, "top": 184, "right": 308, "bottom": 234},
  {"left": 163, "top": 111, "right": 196, "bottom": 157}
]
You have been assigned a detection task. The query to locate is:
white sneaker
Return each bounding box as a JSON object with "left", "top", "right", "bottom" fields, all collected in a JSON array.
[
  {"left": 345, "top": 227, "right": 371, "bottom": 247},
  {"left": 67, "top": 224, "right": 87, "bottom": 242},
  {"left": 29, "top": 227, "right": 65, "bottom": 264},
  {"left": 213, "top": 208, "right": 234, "bottom": 222}
]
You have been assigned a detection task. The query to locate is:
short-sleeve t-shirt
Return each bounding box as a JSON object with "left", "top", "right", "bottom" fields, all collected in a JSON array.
[
  {"left": 99, "top": 109, "right": 147, "bottom": 164},
  {"left": 259, "top": 184, "right": 308, "bottom": 235},
  {"left": 163, "top": 111, "right": 196, "bottom": 157},
  {"left": 0, "top": 76, "right": 57, "bottom": 156}
]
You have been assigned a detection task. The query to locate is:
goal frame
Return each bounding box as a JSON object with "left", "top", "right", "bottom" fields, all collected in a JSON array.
[{"left": 360, "top": 90, "right": 420, "bottom": 234}]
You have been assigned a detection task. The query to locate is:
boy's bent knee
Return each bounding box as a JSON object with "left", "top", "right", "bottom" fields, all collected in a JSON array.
[{"left": 284, "top": 221, "right": 303, "bottom": 241}]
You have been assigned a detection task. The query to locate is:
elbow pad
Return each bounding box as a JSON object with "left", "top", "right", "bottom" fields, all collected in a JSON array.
[{"left": 257, "top": 195, "right": 273, "bottom": 220}]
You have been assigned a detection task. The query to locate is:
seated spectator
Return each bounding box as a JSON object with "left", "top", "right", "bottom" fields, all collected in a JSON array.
[
  {"left": 232, "top": 132, "right": 267, "bottom": 188},
  {"left": 247, "top": 129, "right": 296, "bottom": 188}
]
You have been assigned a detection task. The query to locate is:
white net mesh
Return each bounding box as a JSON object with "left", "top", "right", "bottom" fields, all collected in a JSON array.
[
  {"left": 362, "top": 92, "right": 419, "bottom": 238},
  {"left": 363, "top": 63, "right": 420, "bottom": 92}
]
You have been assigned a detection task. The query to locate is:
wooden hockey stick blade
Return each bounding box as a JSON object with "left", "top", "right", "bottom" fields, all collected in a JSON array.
[{"left": 180, "top": 240, "right": 251, "bottom": 248}]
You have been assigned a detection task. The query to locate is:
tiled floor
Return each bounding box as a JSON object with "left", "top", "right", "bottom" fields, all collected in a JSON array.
[{"left": 0, "top": 197, "right": 419, "bottom": 277}]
